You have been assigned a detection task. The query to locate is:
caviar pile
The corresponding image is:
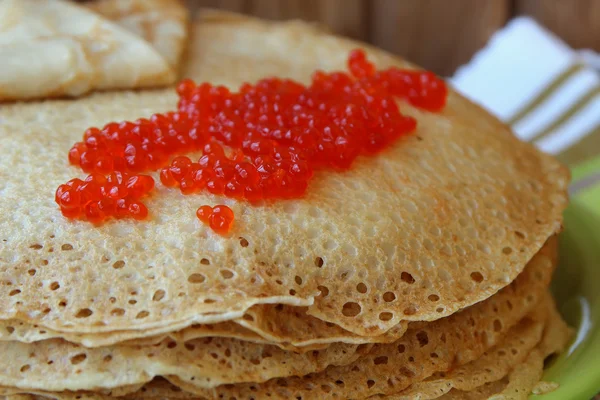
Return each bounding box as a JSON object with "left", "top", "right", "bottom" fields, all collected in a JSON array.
[
  {"left": 55, "top": 173, "right": 154, "bottom": 223},
  {"left": 57, "top": 49, "right": 447, "bottom": 233}
]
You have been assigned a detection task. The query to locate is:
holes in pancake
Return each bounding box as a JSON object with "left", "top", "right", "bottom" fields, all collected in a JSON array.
[
  {"left": 342, "top": 302, "right": 361, "bottom": 317},
  {"left": 335, "top": 380, "right": 345, "bottom": 387},
  {"left": 200, "top": 258, "right": 210, "bottom": 265},
  {"left": 129, "top": 299, "right": 137, "bottom": 305},
  {"left": 502, "top": 246, "right": 513, "bottom": 255},
  {"left": 58, "top": 300, "right": 67, "bottom": 308},
  {"left": 430, "top": 352, "right": 439, "bottom": 358},
  {"left": 136, "top": 310, "right": 150, "bottom": 319},
  {"left": 9, "top": 289, "right": 21, "bottom": 296},
  {"left": 70, "top": 353, "right": 87, "bottom": 365},
  {"left": 317, "top": 285, "right": 329, "bottom": 297},
  {"left": 239, "top": 237, "right": 249, "bottom": 247},
  {"left": 397, "top": 344, "right": 406, "bottom": 353},
  {"left": 379, "top": 312, "right": 393, "bottom": 321},
  {"left": 49, "top": 282, "right": 60, "bottom": 291},
  {"left": 320, "top": 384, "right": 333, "bottom": 393},
  {"left": 29, "top": 244, "right": 43, "bottom": 250},
  {"left": 167, "top": 341, "right": 177, "bottom": 349},
  {"left": 314, "top": 257, "right": 324, "bottom": 268},
  {"left": 185, "top": 343, "right": 195, "bottom": 351},
  {"left": 295, "top": 275, "right": 303, "bottom": 285},
  {"left": 367, "top": 380, "right": 375, "bottom": 389},
  {"left": 428, "top": 294, "right": 440, "bottom": 302},
  {"left": 514, "top": 231, "right": 525, "bottom": 239},
  {"left": 204, "top": 298, "right": 216, "bottom": 304},
  {"left": 373, "top": 356, "right": 388, "bottom": 365},
  {"left": 6, "top": 326, "right": 14, "bottom": 334},
  {"left": 112, "top": 260, "right": 125, "bottom": 270},
  {"left": 188, "top": 273, "right": 206, "bottom": 284},
  {"left": 27, "top": 269, "right": 36, "bottom": 276},
  {"left": 356, "top": 283, "right": 368, "bottom": 294},
  {"left": 493, "top": 319, "right": 503, "bottom": 332},
  {"left": 416, "top": 331, "right": 429, "bottom": 347},
  {"left": 111, "top": 308, "right": 125, "bottom": 317},
  {"left": 152, "top": 290, "right": 166, "bottom": 302},
  {"left": 20, "top": 364, "right": 30, "bottom": 373},
  {"left": 219, "top": 269, "right": 234, "bottom": 279},
  {"left": 470, "top": 271, "right": 484, "bottom": 283},
  {"left": 399, "top": 367, "right": 415, "bottom": 378},
  {"left": 383, "top": 292, "right": 396, "bottom": 302},
  {"left": 61, "top": 244, "right": 73, "bottom": 251},
  {"left": 243, "top": 313, "right": 254, "bottom": 322},
  {"left": 401, "top": 272, "right": 415, "bottom": 284},
  {"left": 403, "top": 305, "right": 417, "bottom": 316},
  {"left": 75, "top": 308, "right": 93, "bottom": 318},
  {"left": 340, "top": 269, "right": 353, "bottom": 281}
]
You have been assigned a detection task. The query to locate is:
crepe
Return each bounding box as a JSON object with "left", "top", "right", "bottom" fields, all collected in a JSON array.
[
  {"left": 0, "top": 294, "right": 561, "bottom": 400},
  {"left": 0, "top": 0, "right": 182, "bottom": 101},
  {"left": 0, "top": 12, "right": 569, "bottom": 344},
  {"left": 0, "top": 304, "right": 408, "bottom": 351},
  {"left": 0, "top": 237, "right": 557, "bottom": 395},
  {"left": 381, "top": 294, "right": 571, "bottom": 399},
  {"left": 86, "top": 0, "right": 189, "bottom": 73}
]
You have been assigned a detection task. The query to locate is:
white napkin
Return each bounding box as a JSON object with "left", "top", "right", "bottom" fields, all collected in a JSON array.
[{"left": 450, "top": 17, "right": 600, "bottom": 158}]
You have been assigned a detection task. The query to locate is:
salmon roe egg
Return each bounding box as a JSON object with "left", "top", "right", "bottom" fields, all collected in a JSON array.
[
  {"left": 196, "top": 205, "right": 234, "bottom": 235},
  {"left": 58, "top": 49, "right": 447, "bottom": 233}
]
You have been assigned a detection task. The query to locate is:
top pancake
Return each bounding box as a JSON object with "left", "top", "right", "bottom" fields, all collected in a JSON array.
[{"left": 0, "top": 11, "right": 569, "bottom": 336}]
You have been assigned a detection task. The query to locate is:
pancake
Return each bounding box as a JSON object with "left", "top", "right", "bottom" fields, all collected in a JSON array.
[
  {"left": 378, "top": 293, "right": 571, "bottom": 399},
  {"left": 2, "top": 295, "right": 554, "bottom": 400},
  {"left": 85, "top": 0, "right": 189, "bottom": 73},
  {"left": 0, "top": 237, "right": 557, "bottom": 396},
  {"left": 0, "top": 11, "right": 569, "bottom": 343},
  {"left": 0, "top": 0, "right": 177, "bottom": 101},
  {"left": 0, "top": 304, "right": 408, "bottom": 351}
]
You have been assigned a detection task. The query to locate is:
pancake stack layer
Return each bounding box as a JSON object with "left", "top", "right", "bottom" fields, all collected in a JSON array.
[{"left": 0, "top": 8, "right": 571, "bottom": 400}]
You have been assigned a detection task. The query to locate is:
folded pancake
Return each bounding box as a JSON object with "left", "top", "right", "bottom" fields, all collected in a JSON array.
[
  {"left": 0, "top": 0, "right": 178, "bottom": 101},
  {"left": 0, "top": 12, "right": 569, "bottom": 344},
  {"left": 0, "top": 238, "right": 557, "bottom": 395},
  {"left": 86, "top": 0, "right": 189, "bottom": 73}
]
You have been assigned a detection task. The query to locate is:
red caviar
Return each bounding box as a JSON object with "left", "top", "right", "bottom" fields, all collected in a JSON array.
[
  {"left": 58, "top": 49, "right": 447, "bottom": 233},
  {"left": 196, "top": 205, "right": 234, "bottom": 235},
  {"left": 55, "top": 172, "right": 154, "bottom": 223}
]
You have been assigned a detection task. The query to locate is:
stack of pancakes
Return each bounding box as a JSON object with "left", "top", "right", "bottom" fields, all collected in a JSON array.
[{"left": 0, "top": 10, "right": 572, "bottom": 400}]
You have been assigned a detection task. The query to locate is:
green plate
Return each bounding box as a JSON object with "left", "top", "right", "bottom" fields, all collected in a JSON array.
[{"left": 533, "top": 157, "right": 600, "bottom": 400}]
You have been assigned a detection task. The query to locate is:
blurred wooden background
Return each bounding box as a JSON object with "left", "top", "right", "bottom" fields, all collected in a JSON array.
[{"left": 188, "top": 0, "right": 600, "bottom": 76}]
